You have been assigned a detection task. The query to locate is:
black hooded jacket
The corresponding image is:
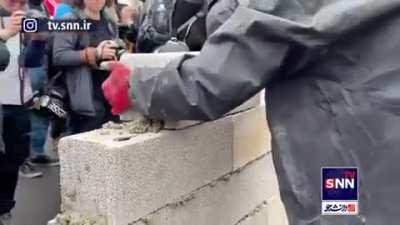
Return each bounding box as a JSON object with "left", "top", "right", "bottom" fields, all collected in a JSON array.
[{"left": 128, "top": 0, "right": 400, "bottom": 224}]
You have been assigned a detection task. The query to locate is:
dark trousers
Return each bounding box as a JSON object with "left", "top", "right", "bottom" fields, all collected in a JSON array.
[
  {"left": 0, "top": 105, "right": 30, "bottom": 214},
  {"left": 67, "top": 112, "right": 118, "bottom": 135}
]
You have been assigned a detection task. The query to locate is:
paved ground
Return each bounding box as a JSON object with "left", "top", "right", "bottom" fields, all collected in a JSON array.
[
  {"left": 13, "top": 137, "right": 61, "bottom": 225},
  {"left": 13, "top": 166, "right": 61, "bottom": 225}
]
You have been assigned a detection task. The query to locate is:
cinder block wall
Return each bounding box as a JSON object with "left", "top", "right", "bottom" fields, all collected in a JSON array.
[{"left": 55, "top": 94, "right": 288, "bottom": 225}]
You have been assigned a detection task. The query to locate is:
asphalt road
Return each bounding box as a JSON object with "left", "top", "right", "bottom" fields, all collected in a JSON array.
[{"left": 13, "top": 166, "right": 61, "bottom": 225}]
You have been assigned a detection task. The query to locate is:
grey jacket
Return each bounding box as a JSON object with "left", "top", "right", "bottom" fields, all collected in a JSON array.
[
  {"left": 129, "top": 0, "right": 400, "bottom": 224},
  {"left": 52, "top": 11, "right": 118, "bottom": 116}
]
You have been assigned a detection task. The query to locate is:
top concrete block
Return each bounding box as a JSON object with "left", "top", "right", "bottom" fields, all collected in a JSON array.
[
  {"left": 118, "top": 52, "right": 199, "bottom": 70},
  {"left": 164, "top": 93, "right": 263, "bottom": 129}
]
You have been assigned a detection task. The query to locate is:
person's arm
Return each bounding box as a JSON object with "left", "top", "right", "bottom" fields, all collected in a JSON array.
[
  {"left": 53, "top": 17, "right": 118, "bottom": 68},
  {"left": 52, "top": 11, "right": 98, "bottom": 67},
  {"left": 0, "top": 11, "right": 25, "bottom": 41},
  {"left": 0, "top": 29, "right": 14, "bottom": 41},
  {"left": 52, "top": 30, "right": 97, "bottom": 67},
  {"left": 129, "top": 6, "right": 292, "bottom": 121}
]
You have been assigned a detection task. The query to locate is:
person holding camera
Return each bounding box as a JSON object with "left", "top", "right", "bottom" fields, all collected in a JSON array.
[
  {"left": 0, "top": 0, "right": 44, "bottom": 223},
  {"left": 52, "top": 0, "right": 121, "bottom": 134}
]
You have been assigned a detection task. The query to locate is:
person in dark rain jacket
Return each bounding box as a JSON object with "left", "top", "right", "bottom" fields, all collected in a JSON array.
[{"left": 103, "top": 0, "right": 400, "bottom": 224}]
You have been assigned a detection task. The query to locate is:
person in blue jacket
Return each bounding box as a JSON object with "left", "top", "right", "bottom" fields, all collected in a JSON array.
[{"left": 54, "top": 0, "right": 73, "bottom": 19}]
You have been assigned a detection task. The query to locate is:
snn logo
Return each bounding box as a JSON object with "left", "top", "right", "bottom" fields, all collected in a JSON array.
[
  {"left": 325, "top": 169, "right": 356, "bottom": 189},
  {"left": 321, "top": 167, "right": 359, "bottom": 215},
  {"left": 325, "top": 178, "right": 355, "bottom": 189}
]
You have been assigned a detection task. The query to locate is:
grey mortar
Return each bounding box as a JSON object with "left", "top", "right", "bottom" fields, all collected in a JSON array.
[
  {"left": 129, "top": 154, "right": 268, "bottom": 225},
  {"left": 233, "top": 201, "right": 269, "bottom": 225},
  {"left": 50, "top": 212, "right": 107, "bottom": 225},
  {"left": 102, "top": 118, "right": 164, "bottom": 135}
]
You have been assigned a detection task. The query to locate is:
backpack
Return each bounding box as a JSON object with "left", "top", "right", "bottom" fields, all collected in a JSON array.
[{"left": 136, "top": 0, "right": 217, "bottom": 53}]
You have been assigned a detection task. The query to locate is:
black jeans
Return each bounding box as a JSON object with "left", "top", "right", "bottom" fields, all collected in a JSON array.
[
  {"left": 67, "top": 86, "right": 118, "bottom": 135},
  {"left": 67, "top": 74, "right": 118, "bottom": 135},
  {"left": 67, "top": 111, "right": 118, "bottom": 135},
  {"left": 0, "top": 105, "right": 30, "bottom": 214}
]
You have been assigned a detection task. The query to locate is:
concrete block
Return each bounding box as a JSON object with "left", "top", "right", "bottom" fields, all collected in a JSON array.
[
  {"left": 164, "top": 93, "right": 262, "bottom": 130},
  {"left": 118, "top": 52, "right": 199, "bottom": 70},
  {"left": 236, "top": 197, "right": 288, "bottom": 225},
  {"left": 59, "top": 106, "right": 268, "bottom": 224},
  {"left": 231, "top": 106, "right": 271, "bottom": 170},
  {"left": 266, "top": 197, "right": 289, "bottom": 225},
  {"left": 236, "top": 204, "right": 268, "bottom": 225},
  {"left": 132, "top": 154, "right": 280, "bottom": 225}
]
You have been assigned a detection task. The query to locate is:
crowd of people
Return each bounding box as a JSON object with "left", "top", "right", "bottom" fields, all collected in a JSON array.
[
  {"left": 0, "top": 0, "right": 144, "bottom": 224},
  {"left": 2, "top": 0, "right": 399, "bottom": 225},
  {"left": 1, "top": 0, "right": 142, "bottom": 171}
]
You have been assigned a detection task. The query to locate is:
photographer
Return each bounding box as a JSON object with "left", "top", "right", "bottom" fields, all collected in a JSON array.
[
  {"left": 52, "top": 0, "right": 121, "bottom": 134},
  {"left": 23, "top": 0, "right": 60, "bottom": 167},
  {"left": 0, "top": 0, "right": 41, "bottom": 223}
]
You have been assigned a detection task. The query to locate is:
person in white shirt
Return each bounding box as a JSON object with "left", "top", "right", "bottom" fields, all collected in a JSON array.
[{"left": 0, "top": 1, "right": 42, "bottom": 224}]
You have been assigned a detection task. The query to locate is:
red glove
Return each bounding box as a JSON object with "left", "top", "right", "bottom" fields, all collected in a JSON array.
[{"left": 102, "top": 63, "right": 133, "bottom": 115}]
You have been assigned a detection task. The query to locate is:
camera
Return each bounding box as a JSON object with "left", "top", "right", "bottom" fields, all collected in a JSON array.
[
  {"left": 113, "top": 39, "right": 127, "bottom": 60},
  {"left": 114, "top": 44, "right": 127, "bottom": 60},
  {"left": 100, "top": 39, "right": 127, "bottom": 62},
  {"left": 32, "top": 86, "right": 69, "bottom": 119},
  {"left": 32, "top": 73, "right": 70, "bottom": 119}
]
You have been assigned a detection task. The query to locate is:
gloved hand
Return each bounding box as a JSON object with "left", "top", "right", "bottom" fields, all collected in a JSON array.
[{"left": 102, "top": 63, "right": 133, "bottom": 115}]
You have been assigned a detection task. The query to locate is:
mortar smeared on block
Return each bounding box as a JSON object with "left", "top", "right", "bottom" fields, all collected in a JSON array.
[{"left": 101, "top": 52, "right": 199, "bottom": 133}]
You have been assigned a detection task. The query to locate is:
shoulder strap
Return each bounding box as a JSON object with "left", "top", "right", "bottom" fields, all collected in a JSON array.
[
  {"left": 176, "top": 10, "right": 203, "bottom": 35},
  {"left": 176, "top": 0, "right": 218, "bottom": 40},
  {"left": 208, "top": 0, "right": 219, "bottom": 10}
]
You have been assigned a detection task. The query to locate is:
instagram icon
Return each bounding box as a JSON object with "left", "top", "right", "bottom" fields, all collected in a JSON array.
[{"left": 22, "top": 18, "right": 38, "bottom": 33}]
